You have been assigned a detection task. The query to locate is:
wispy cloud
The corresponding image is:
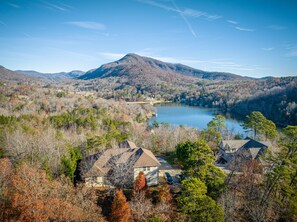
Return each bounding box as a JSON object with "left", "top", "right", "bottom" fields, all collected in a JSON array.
[
  {"left": 138, "top": 0, "right": 221, "bottom": 20},
  {"left": 227, "top": 20, "right": 254, "bottom": 33},
  {"left": 146, "top": 55, "right": 204, "bottom": 64},
  {"left": 59, "top": 2, "right": 74, "bottom": 10},
  {"left": 261, "top": 47, "right": 274, "bottom": 51},
  {"left": 99, "top": 51, "right": 238, "bottom": 67},
  {"left": 41, "top": 1, "right": 72, "bottom": 11},
  {"left": 97, "top": 51, "right": 266, "bottom": 75},
  {"left": 197, "top": 59, "right": 267, "bottom": 73},
  {"left": 137, "top": 0, "right": 221, "bottom": 37},
  {"left": 268, "top": 25, "right": 287, "bottom": 30},
  {"left": 285, "top": 44, "right": 297, "bottom": 57},
  {"left": 0, "top": 21, "right": 6, "bottom": 26},
  {"left": 182, "top": 8, "right": 221, "bottom": 20},
  {"left": 137, "top": 48, "right": 209, "bottom": 64},
  {"left": 66, "top": 21, "right": 106, "bottom": 30},
  {"left": 8, "top": 3, "right": 20, "bottom": 8},
  {"left": 235, "top": 26, "right": 254, "bottom": 32},
  {"left": 212, "top": 61, "right": 242, "bottom": 67},
  {"left": 138, "top": 0, "right": 175, "bottom": 12},
  {"left": 227, "top": 20, "right": 238, "bottom": 25},
  {"left": 98, "top": 52, "right": 125, "bottom": 60},
  {"left": 213, "top": 67, "right": 255, "bottom": 71},
  {"left": 98, "top": 51, "right": 208, "bottom": 64}
]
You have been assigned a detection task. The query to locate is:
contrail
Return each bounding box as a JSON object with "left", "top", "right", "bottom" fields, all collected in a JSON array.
[{"left": 171, "top": 0, "right": 197, "bottom": 38}]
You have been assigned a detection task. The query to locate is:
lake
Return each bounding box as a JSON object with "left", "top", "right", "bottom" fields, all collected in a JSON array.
[{"left": 150, "top": 104, "right": 246, "bottom": 135}]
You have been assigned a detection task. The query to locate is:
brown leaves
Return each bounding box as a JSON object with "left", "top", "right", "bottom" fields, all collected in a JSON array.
[
  {"left": 130, "top": 188, "right": 173, "bottom": 222},
  {"left": 134, "top": 172, "right": 148, "bottom": 194},
  {"left": 240, "top": 160, "right": 263, "bottom": 185},
  {"left": 9, "top": 162, "right": 82, "bottom": 221},
  {"left": 0, "top": 158, "right": 12, "bottom": 220},
  {"left": 1, "top": 160, "right": 105, "bottom": 222},
  {"left": 158, "top": 184, "right": 172, "bottom": 204},
  {"left": 130, "top": 191, "right": 152, "bottom": 222},
  {"left": 110, "top": 189, "right": 133, "bottom": 222}
]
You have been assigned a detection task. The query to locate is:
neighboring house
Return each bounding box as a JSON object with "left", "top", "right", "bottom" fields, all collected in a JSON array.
[
  {"left": 217, "top": 137, "right": 272, "bottom": 168},
  {"left": 79, "top": 141, "right": 161, "bottom": 188}
]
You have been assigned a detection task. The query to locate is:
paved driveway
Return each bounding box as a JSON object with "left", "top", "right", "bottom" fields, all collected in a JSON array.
[
  {"left": 156, "top": 156, "right": 182, "bottom": 184},
  {"left": 156, "top": 156, "right": 174, "bottom": 170}
]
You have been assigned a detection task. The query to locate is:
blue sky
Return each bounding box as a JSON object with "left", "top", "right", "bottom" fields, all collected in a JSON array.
[{"left": 0, "top": 0, "right": 297, "bottom": 77}]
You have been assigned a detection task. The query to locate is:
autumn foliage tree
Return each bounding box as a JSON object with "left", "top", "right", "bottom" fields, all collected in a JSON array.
[
  {"left": 110, "top": 189, "right": 133, "bottom": 222},
  {"left": 9, "top": 164, "right": 80, "bottom": 221},
  {"left": 1, "top": 161, "right": 104, "bottom": 222},
  {"left": 158, "top": 183, "right": 172, "bottom": 204},
  {"left": 0, "top": 158, "right": 12, "bottom": 220},
  {"left": 130, "top": 191, "right": 153, "bottom": 222},
  {"left": 134, "top": 171, "right": 148, "bottom": 193}
]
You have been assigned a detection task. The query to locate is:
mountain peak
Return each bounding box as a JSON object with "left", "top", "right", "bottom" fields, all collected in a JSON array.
[
  {"left": 79, "top": 53, "right": 249, "bottom": 81},
  {"left": 119, "top": 53, "right": 143, "bottom": 62},
  {"left": 124, "top": 53, "right": 140, "bottom": 57},
  {"left": 0, "top": 66, "right": 35, "bottom": 81}
]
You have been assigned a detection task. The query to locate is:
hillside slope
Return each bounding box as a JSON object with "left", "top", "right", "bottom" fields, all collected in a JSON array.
[
  {"left": 16, "top": 70, "right": 85, "bottom": 80},
  {"left": 0, "top": 66, "right": 35, "bottom": 82},
  {"left": 79, "top": 53, "right": 248, "bottom": 81},
  {"left": 231, "top": 84, "right": 297, "bottom": 126}
]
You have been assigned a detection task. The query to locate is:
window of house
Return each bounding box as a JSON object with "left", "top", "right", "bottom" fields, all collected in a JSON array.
[{"left": 143, "top": 167, "right": 150, "bottom": 171}]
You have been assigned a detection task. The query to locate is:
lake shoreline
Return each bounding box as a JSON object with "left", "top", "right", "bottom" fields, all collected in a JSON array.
[
  {"left": 150, "top": 103, "right": 246, "bottom": 136},
  {"left": 156, "top": 102, "right": 247, "bottom": 122}
]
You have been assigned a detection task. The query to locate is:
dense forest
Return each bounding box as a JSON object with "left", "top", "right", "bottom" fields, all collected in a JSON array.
[
  {"left": 2, "top": 53, "right": 297, "bottom": 126},
  {"left": 1, "top": 71, "right": 297, "bottom": 221},
  {"left": 75, "top": 75, "right": 297, "bottom": 126},
  {"left": 1, "top": 0, "right": 297, "bottom": 219},
  {"left": 0, "top": 79, "right": 199, "bottom": 221}
]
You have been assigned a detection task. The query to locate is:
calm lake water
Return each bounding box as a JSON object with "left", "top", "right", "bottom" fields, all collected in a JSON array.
[{"left": 151, "top": 104, "right": 246, "bottom": 135}]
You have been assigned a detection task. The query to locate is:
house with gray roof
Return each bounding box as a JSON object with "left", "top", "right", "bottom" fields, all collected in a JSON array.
[
  {"left": 79, "top": 141, "right": 161, "bottom": 188},
  {"left": 217, "top": 137, "right": 272, "bottom": 168}
]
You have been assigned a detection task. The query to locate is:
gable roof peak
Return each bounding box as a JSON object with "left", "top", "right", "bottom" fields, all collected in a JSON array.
[{"left": 119, "top": 140, "right": 138, "bottom": 149}]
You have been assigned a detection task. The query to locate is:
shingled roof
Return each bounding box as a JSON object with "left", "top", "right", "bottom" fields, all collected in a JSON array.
[
  {"left": 81, "top": 141, "right": 161, "bottom": 178},
  {"left": 119, "top": 140, "right": 138, "bottom": 149},
  {"left": 133, "top": 148, "right": 160, "bottom": 167},
  {"left": 220, "top": 138, "right": 271, "bottom": 161},
  {"left": 221, "top": 140, "right": 249, "bottom": 151}
]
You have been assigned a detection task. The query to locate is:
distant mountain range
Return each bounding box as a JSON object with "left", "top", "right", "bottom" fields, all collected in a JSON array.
[
  {"left": 0, "top": 65, "right": 35, "bottom": 81},
  {"left": 1, "top": 53, "right": 253, "bottom": 81},
  {"left": 78, "top": 53, "right": 250, "bottom": 81},
  {"left": 15, "top": 70, "right": 85, "bottom": 80},
  {"left": 1, "top": 57, "right": 296, "bottom": 126}
]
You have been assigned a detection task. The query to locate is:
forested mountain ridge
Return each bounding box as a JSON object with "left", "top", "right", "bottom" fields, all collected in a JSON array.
[
  {"left": 78, "top": 53, "right": 249, "bottom": 81},
  {"left": 231, "top": 84, "right": 297, "bottom": 126},
  {"left": 1, "top": 54, "right": 297, "bottom": 126},
  {"left": 0, "top": 66, "right": 36, "bottom": 82},
  {"left": 173, "top": 76, "right": 297, "bottom": 126},
  {"left": 16, "top": 70, "right": 85, "bottom": 80},
  {"left": 75, "top": 68, "right": 297, "bottom": 126}
]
